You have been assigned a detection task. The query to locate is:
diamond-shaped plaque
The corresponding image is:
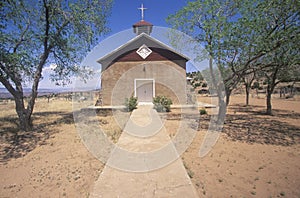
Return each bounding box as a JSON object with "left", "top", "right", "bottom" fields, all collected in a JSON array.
[{"left": 136, "top": 44, "right": 152, "bottom": 59}]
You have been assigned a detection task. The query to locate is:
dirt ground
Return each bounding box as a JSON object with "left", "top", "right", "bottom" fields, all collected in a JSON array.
[
  {"left": 184, "top": 95, "right": 300, "bottom": 197},
  {"left": 0, "top": 95, "right": 299, "bottom": 197}
]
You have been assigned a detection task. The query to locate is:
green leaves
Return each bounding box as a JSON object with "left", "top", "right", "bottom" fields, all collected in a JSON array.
[
  {"left": 168, "top": 0, "right": 299, "bottom": 81},
  {"left": 0, "top": 0, "right": 113, "bottom": 130},
  {"left": 153, "top": 96, "right": 173, "bottom": 112},
  {"left": 1, "top": 0, "right": 112, "bottom": 86},
  {"left": 125, "top": 96, "right": 138, "bottom": 112}
]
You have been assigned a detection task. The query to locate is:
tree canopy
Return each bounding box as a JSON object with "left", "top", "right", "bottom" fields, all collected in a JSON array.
[
  {"left": 0, "top": 0, "right": 113, "bottom": 130},
  {"left": 167, "top": 0, "right": 300, "bottom": 114}
]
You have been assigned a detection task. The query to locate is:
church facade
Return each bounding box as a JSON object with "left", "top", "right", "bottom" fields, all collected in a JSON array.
[{"left": 97, "top": 19, "right": 189, "bottom": 106}]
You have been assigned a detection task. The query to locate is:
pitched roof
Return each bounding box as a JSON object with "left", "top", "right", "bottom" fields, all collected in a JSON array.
[
  {"left": 98, "top": 33, "right": 189, "bottom": 71},
  {"left": 133, "top": 20, "right": 153, "bottom": 27}
]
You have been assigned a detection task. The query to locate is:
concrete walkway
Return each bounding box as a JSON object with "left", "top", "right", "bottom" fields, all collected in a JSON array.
[{"left": 90, "top": 105, "right": 198, "bottom": 197}]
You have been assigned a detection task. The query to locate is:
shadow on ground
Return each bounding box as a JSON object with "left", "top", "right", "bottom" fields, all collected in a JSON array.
[
  {"left": 223, "top": 104, "right": 300, "bottom": 146},
  {"left": 0, "top": 111, "right": 74, "bottom": 163}
]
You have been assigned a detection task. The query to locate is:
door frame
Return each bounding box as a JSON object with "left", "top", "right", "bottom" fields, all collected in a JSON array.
[{"left": 134, "top": 78, "right": 155, "bottom": 100}]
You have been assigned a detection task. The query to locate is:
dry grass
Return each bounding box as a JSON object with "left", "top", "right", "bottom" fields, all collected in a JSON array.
[
  {"left": 96, "top": 110, "right": 125, "bottom": 143},
  {"left": 0, "top": 98, "right": 74, "bottom": 162},
  {"left": 0, "top": 98, "right": 105, "bottom": 197}
]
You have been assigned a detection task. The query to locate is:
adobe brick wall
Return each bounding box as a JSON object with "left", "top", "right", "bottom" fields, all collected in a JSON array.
[{"left": 100, "top": 60, "right": 186, "bottom": 106}]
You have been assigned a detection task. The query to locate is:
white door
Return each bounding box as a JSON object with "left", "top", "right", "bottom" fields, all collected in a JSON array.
[{"left": 135, "top": 79, "right": 154, "bottom": 102}]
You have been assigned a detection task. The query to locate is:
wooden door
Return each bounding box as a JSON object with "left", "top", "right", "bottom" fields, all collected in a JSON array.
[{"left": 136, "top": 80, "right": 153, "bottom": 102}]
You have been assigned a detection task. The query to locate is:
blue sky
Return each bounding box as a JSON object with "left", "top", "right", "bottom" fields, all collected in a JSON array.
[
  {"left": 107, "top": 0, "right": 189, "bottom": 35},
  {"left": 2, "top": 1, "right": 200, "bottom": 90},
  {"left": 40, "top": 0, "right": 198, "bottom": 89}
]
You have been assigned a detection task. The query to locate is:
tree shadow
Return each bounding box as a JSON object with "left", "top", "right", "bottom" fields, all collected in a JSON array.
[
  {"left": 230, "top": 104, "right": 300, "bottom": 119},
  {"left": 0, "top": 111, "right": 74, "bottom": 163},
  {"left": 223, "top": 104, "right": 300, "bottom": 146}
]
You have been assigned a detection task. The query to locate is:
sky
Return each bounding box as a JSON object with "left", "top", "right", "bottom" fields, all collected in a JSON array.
[
  {"left": 2, "top": 0, "right": 202, "bottom": 90},
  {"left": 108, "top": 0, "right": 189, "bottom": 35},
  {"left": 38, "top": 0, "right": 197, "bottom": 90}
]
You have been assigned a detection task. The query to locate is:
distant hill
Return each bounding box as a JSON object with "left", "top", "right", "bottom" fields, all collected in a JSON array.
[
  {"left": 0, "top": 87, "right": 101, "bottom": 99},
  {"left": 0, "top": 88, "right": 73, "bottom": 99}
]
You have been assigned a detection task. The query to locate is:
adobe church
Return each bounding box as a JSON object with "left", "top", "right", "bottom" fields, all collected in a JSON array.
[{"left": 97, "top": 5, "right": 189, "bottom": 106}]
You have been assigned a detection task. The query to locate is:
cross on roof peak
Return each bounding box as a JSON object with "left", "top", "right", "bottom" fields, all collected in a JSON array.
[{"left": 138, "top": 3, "right": 147, "bottom": 21}]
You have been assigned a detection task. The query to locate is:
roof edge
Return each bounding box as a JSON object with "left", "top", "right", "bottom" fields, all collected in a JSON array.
[{"left": 97, "top": 32, "right": 190, "bottom": 65}]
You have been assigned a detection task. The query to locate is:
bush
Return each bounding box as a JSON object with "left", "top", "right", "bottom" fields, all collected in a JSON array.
[
  {"left": 153, "top": 96, "right": 172, "bottom": 112},
  {"left": 251, "top": 81, "right": 260, "bottom": 89},
  {"left": 202, "top": 82, "right": 208, "bottom": 87},
  {"left": 193, "top": 82, "right": 201, "bottom": 88},
  {"left": 199, "top": 108, "right": 207, "bottom": 115},
  {"left": 198, "top": 89, "right": 209, "bottom": 94},
  {"left": 124, "top": 96, "right": 138, "bottom": 112}
]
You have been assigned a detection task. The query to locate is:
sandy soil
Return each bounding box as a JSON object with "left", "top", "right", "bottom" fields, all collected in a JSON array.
[
  {"left": 0, "top": 95, "right": 299, "bottom": 197},
  {"left": 185, "top": 95, "right": 300, "bottom": 197},
  {"left": 0, "top": 99, "right": 103, "bottom": 197}
]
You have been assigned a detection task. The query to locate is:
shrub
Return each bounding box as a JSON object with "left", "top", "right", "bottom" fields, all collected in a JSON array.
[
  {"left": 202, "top": 82, "right": 208, "bottom": 87},
  {"left": 153, "top": 96, "right": 172, "bottom": 112},
  {"left": 124, "top": 96, "right": 138, "bottom": 112},
  {"left": 251, "top": 81, "right": 260, "bottom": 89},
  {"left": 193, "top": 82, "right": 201, "bottom": 88},
  {"left": 199, "top": 108, "right": 207, "bottom": 115},
  {"left": 198, "top": 89, "right": 209, "bottom": 94}
]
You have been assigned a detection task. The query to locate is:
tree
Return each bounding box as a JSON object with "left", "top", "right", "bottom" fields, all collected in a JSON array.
[
  {"left": 260, "top": 42, "right": 299, "bottom": 115},
  {"left": 242, "top": 69, "right": 256, "bottom": 105},
  {"left": 0, "top": 0, "right": 112, "bottom": 131},
  {"left": 167, "top": 0, "right": 239, "bottom": 124},
  {"left": 168, "top": 0, "right": 299, "bottom": 115},
  {"left": 246, "top": 0, "right": 300, "bottom": 115}
]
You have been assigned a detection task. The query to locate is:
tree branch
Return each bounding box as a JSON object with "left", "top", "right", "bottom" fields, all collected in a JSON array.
[
  {"left": 13, "top": 19, "right": 31, "bottom": 53},
  {"left": 0, "top": 73, "right": 17, "bottom": 98}
]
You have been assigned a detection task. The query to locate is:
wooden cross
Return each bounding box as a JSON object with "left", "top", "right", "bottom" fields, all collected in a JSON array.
[{"left": 138, "top": 4, "right": 147, "bottom": 21}]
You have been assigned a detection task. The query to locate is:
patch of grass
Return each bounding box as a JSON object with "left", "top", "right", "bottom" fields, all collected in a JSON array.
[
  {"left": 280, "top": 192, "right": 285, "bottom": 196},
  {"left": 256, "top": 165, "right": 265, "bottom": 172},
  {"left": 183, "top": 162, "right": 194, "bottom": 179},
  {"left": 187, "top": 168, "right": 194, "bottom": 178},
  {"left": 108, "top": 129, "right": 122, "bottom": 143},
  {"left": 251, "top": 191, "right": 256, "bottom": 195}
]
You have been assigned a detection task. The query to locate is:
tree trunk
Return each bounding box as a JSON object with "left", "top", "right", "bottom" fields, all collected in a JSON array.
[
  {"left": 266, "top": 90, "right": 272, "bottom": 115},
  {"left": 217, "top": 98, "right": 227, "bottom": 125},
  {"left": 208, "top": 55, "right": 227, "bottom": 125},
  {"left": 245, "top": 84, "right": 250, "bottom": 105},
  {"left": 14, "top": 94, "right": 32, "bottom": 131},
  {"left": 225, "top": 88, "right": 232, "bottom": 106}
]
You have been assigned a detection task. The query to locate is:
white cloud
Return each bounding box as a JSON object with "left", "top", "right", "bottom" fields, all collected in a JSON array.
[
  {"left": 43, "top": 63, "right": 57, "bottom": 72},
  {"left": 49, "top": 63, "right": 57, "bottom": 70}
]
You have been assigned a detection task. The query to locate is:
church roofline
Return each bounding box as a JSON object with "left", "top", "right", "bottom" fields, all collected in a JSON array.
[
  {"left": 97, "top": 32, "right": 190, "bottom": 70},
  {"left": 133, "top": 20, "right": 153, "bottom": 27}
]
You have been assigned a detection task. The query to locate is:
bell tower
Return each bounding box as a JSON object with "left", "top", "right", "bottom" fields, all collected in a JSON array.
[{"left": 133, "top": 4, "right": 153, "bottom": 35}]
